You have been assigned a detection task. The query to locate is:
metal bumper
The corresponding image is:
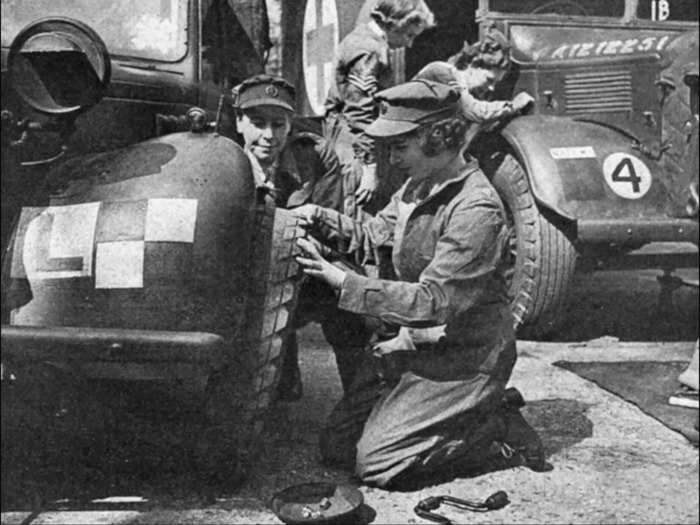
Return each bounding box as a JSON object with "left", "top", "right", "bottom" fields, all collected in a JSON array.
[
  {"left": 577, "top": 218, "right": 699, "bottom": 244},
  {"left": 1, "top": 325, "right": 227, "bottom": 366}
]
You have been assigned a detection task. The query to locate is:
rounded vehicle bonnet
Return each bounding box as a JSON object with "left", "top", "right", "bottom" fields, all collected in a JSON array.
[{"left": 8, "top": 17, "right": 111, "bottom": 115}]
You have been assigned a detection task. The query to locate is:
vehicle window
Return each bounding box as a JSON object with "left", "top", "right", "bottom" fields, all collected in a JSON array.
[
  {"left": 201, "top": 0, "right": 264, "bottom": 89},
  {"left": 636, "top": 0, "right": 699, "bottom": 21},
  {"left": 489, "top": 0, "right": 625, "bottom": 18},
  {"left": 0, "top": 0, "right": 188, "bottom": 62}
]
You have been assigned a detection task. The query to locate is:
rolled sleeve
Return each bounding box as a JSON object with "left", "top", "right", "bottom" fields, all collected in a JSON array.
[{"left": 460, "top": 91, "right": 517, "bottom": 124}]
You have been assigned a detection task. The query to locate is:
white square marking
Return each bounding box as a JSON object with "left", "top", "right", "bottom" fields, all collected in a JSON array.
[
  {"left": 145, "top": 198, "right": 198, "bottom": 243},
  {"left": 549, "top": 146, "right": 596, "bottom": 159},
  {"left": 95, "top": 241, "right": 144, "bottom": 289},
  {"left": 22, "top": 202, "right": 100, "bottom": 280}
]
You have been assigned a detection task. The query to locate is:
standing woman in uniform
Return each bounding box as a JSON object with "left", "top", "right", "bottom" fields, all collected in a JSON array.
[
  {"left": 324, "top": 0, "right": 435, "bottom": 219},
  {"left": 295, "top": 80, "right": 545, "bottom": 488}
]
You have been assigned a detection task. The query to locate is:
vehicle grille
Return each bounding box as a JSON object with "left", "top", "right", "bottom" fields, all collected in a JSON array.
[{"left": 564, "top": 70, "right": 633, "bottom": 115}]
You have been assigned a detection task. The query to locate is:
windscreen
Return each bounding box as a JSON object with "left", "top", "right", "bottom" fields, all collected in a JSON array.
[
  {"left": 1, "top": 0, "right": 188, "bottom": 62},
  {"left": 489, "top": 0, "right": 626, "bottom": 18}
]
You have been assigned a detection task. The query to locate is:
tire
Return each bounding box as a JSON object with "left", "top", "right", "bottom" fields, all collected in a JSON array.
[
  {"left": 197, "top": 203, "right": 304, "bottom": 478},
  {"left": 491, "top": 153, "right": 578, "bottom": 339}
]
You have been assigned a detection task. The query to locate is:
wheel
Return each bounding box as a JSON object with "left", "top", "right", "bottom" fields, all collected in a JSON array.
[
  {"left": 197, "top": 203, "right": 304, "bottom": 478},
  {"left": 490, "top": 153, "right": 578, "bottom": 339}
]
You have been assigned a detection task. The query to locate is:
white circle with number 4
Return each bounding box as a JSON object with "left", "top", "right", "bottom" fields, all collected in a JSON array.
[{"left": 602, "top": 153, "right": 652, "bottom": 199}]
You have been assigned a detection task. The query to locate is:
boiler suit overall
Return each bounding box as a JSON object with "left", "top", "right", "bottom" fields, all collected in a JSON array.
[{"left": 308, "top": 156, "right": 517, "bottom": 487}]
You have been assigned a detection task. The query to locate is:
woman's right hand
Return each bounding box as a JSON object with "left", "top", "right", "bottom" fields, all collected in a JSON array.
[
  {"left": 296, "top": 237, "right": 347, "bottom": 290},
  {"left": 292, "top": 204, "right": 320, "bottom": 228}
]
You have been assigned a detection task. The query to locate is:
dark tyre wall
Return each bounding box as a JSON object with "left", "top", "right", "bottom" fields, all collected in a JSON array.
[
  {"left": 200, "top": 205, "right": 304, "bottom": 471},
  {"left": 490, "top": 153, "right": 578, "bottom": 339}
]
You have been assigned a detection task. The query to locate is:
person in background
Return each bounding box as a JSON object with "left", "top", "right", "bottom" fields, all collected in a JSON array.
[
  {"left": 324, "top": 0, "right": 435, "bottom": 219},
  {"left": 294, "top": 79, "right": 545, "bottom": 488},
  {"left": 233, "top": 75, "right": 343, "bottom": 211},
  {"left": 413, "top": 29, "right": 534, "bottom": 139},
  {"left": 232, "top": 74, "right": 371, "bottom": 400}
]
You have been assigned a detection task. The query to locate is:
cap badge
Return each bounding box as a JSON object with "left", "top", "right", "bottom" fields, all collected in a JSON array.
[
  {"left": 380, "top": 101, "right": 388, "bottom": 114},
  {"left": 265, "top": 85, "right": 279, "bottom": 97}
]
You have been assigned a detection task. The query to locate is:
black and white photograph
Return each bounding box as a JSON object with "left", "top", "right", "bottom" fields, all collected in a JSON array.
[{"left": 1, "top": 0, "right": 698, "bottom": 523}]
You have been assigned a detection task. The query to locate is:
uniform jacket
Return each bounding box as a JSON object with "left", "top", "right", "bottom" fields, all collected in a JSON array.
[
  {"left": 311, "top": 156, "right": 516, "bottom": 380},
  {"left": 247, "top": 132, "right": 344, "bottom": 211},
  {"left": 324, "top": 22, "right": 394, "bottom": 165}
]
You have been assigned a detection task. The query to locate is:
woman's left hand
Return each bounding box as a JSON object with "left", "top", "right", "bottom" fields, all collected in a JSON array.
[
  {"left": 355, "top": 163, "right": 378, "bottom": 205},
  {"left": 296, "top": 238, "right": 347, "bottom": 290}
]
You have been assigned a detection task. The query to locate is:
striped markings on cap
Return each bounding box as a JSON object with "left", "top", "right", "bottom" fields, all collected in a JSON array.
[{"left": 12, "top": 198, "right": 198, "bottom": 289}]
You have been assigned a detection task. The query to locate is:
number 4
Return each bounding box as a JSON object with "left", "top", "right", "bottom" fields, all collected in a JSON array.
[{"left": 611, "top": 157, "right": 642, "bottom": 193}]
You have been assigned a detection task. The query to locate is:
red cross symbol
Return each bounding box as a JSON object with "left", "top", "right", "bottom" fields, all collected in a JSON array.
[{"left": 303, "top": 0, "right": 338, "bottom": 115}]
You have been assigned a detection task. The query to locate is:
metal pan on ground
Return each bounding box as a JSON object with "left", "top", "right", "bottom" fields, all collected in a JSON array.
[{"left": 270, "top": 482, "right": 364, "bottom": 525}]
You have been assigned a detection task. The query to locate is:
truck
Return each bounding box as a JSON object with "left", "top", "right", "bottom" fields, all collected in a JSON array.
[
  {"left": 1, "top": 0, "right": 302, "bottom": 480},
  {"left": 283, "top": 0, "right": 699, "bottom": 337}
]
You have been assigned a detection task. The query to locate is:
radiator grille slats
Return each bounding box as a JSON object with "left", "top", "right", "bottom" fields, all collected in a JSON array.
[{"left": 564, "top": 70, "right": 632, "bottom": 114}]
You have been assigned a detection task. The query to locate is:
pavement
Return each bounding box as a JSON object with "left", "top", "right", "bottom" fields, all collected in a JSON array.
[{"left": 2, "top": 268, "right": 699, "bottom": 524}]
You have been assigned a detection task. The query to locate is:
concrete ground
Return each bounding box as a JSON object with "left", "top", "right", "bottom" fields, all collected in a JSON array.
[{"left": 2, "top": 267, "right": 699, "bottom": 525}]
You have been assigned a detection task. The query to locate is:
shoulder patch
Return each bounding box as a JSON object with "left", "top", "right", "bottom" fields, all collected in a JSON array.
[{"left": 347, "top": 73, "right": 378, "bottom": 94}]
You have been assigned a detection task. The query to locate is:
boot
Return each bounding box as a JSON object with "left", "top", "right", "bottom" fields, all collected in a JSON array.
[
  {"left": 502, "top": 387, "right": 526, "bottom": 409},
  {"left": 494, "top": 388, "right": 546, "bottom": 472}
]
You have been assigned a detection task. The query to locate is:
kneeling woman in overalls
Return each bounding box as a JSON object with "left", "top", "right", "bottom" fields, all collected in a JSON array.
[{"left": 295, "top": 79, "right": 545, "bottom": 489}]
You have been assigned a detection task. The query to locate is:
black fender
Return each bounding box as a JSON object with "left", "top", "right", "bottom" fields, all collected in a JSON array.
[
  {"left": 498, "top": 115, "right": 698, "bottom": 243},
  {"left": 4, "top": 132, "right": 257, "bottom": 334}
]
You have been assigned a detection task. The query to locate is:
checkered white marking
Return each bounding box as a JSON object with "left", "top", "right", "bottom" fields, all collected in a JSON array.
[
  {"left": 22, "top": 202, "right": 100, "bottom": 280},
  {"left": 95, "top": 241, "right": 145, "bottom": 289},
  {"left": 144, "top": 198, "right": 198, "bottom": 242}
]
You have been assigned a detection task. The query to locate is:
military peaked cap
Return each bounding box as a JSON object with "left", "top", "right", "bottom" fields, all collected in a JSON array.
[
  {"left": 232, "top": 74, "right": 295, "bottom": 111},
  {"left": 366, "top": 79, "right": 460, "bottom": 137}
]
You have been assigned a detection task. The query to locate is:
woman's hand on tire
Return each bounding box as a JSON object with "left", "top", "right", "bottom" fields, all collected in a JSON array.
[
  {"left": 296, "top": 237, "right": 347, "bottom": 290},
  {"left": 292, "top": 204, "right": 320, "bottom": 228}
]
